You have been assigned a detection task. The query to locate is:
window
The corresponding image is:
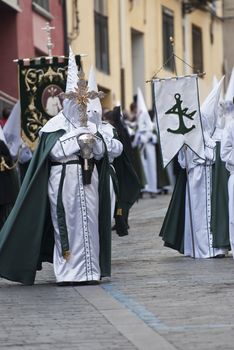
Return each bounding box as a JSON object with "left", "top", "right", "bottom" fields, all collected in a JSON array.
[
  {"left": 94, "top": 0, "right": 109, "bottom": 74},
  {"left": 33, "top": 0, "right": 49, "bottom": 12},
  {"left": 192, "top": 24, "right": 203, "bottom": 73},
  {"left": 162, "top": 7, "right": 174, "bottom": 71}
]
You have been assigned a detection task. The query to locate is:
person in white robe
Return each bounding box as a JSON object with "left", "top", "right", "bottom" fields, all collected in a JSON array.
[
  {"left": 221, "top": 118, "right": 234, "bottom": 257},
  {"left": 179, "top": 141, "right": 226, "bottom": 258},
  {"left": 179, "top": 78, "right": 227, "bottom": 258},
  {"left": 39, "top": 49, "right": 111, "bottom": 284},
  {"left": 134, "top": 88, "right": 159, "bottom": 196},
  {"left": 87, "top": 66, "right": 123, "bottom": 218},
  {"left": 3, "top": 101, "right": 32, "bottom": 182}
]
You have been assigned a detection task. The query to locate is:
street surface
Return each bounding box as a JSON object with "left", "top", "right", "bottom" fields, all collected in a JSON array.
[{"left": 1, "top": 194, "right": 234, "bottom": 349}]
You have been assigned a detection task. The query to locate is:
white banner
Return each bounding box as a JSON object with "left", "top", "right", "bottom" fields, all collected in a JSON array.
[{"left": 153, "top": 75, "right": 205, "bottom": 167}]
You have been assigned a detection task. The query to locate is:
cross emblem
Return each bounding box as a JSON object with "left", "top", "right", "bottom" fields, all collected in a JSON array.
[
  {"left": 41, "top": 22, "right": 55, "bottom": 56},
  {"left": 60, "top": 69, "right": 105, "bottom": 127}
]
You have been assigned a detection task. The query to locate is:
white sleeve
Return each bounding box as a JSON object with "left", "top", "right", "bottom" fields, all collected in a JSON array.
[
  {"left": 108, "top": 138, "right": 123, "bottom": 162},
  {"left": 101, "top": 131, "right": 123, "bottom": 162},
  {"left": 18, "top": 144, "right": 32, "bottom": 164},
  {"left": 221, "top": 123, "right": 234, "bottom": 172},
  {"left": 203, "top": 131, "right": 216, "bottom": 162},
  {"left": 49, "top": 130, "right": 80, "bottom": 161},
  {"left": 178, "top": 149, "right": 186, "bottom": 169},
  {"left": 92, "top": 136, "right": 105, "bottom": 160}
]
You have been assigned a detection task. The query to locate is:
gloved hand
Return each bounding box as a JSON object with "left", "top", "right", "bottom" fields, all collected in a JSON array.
[{"left": 19, "top": 144, "right": 32, "bottom": 164}]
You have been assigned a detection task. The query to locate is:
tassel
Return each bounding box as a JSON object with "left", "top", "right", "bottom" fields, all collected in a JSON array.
[
  {"left": 116, "top": 208, "right": 122, "bottom": 216},
  {"left": 63, "top": 250, "right": 71, "bottom": 260}
]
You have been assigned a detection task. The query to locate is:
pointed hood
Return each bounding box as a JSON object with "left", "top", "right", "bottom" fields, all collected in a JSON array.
[
  {"left": 212, "top": 75, "right": 219, "bottom": 89},
  {"left": 0, "top": 125, "right": 6, "bottom": 143},
  {"left": 3, "top": 101, "right": 22, "bottom": 157},
  {"left": 137, "top": 88, "right": 153, "bottom": 132},
  {"left": 63, "top": 46, "right": 80, "bottom": 125},
  {"left": 222, "top": 67, "right": 234, "bottom": 123},
  {"left": 87, "top": 65, "right": 102, "bottom": 127},
  {"left": 201, "top": 76, "right": 224, "bottom": 135},
  {"left": 225, "top": 67, "right": 234, "bottom": 102},
  {"left": 65, "top": 46, "right": 78, "bottom": 93}
]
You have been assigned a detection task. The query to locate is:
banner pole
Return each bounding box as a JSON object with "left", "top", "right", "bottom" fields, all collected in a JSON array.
[{"left": 184, "top": 146, "right": 196, "bottom": 258}]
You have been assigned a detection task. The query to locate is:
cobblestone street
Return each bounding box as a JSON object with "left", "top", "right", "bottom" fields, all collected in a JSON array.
[{"left": 1, "top": 194, "right": 234, "bottom": 350}]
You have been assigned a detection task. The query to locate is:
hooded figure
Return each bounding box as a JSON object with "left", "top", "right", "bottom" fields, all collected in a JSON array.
[
  {"left": 224, "top": 67, "right": 234, "bottom": 125},
  {"left": 160, "top": 78, "right": 228, "bottom": 258},
  {"left": 134, "top": 88, "right": 159, "bottom": 195},
  {"left": 104, "top": 107, "right": 141, "bottom": 236},
  {"left": 220, "top": 68, "right": 234, "bottom": 257},
  {"left": 0, "top": 48, "right": 112, "bottom": 285},
  {"left": 0, "top": 126, "right": 19, "bottom": 229},
  {"left": 87, "top": 66, "right": 123, "bottom": 220},
  {"left": 3, "top": 101, "right": 32, "bottom": 182}
]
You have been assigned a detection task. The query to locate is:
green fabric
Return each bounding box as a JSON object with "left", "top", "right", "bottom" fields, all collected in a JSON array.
[
  {"left": 159, "top": 169, "right": 186, "bottom": 254},
  {"left": 56, "top": 164, "right": 70, "bottom": 256},
  {"left": 211, "top": 142, "right": 230, "bottom": 249},
  {"left": 0, "top": 140, "right": 20, "bottom": 205},
  {"left": 0, "top": 129, "right": 112, "bottom": 284},
  {"left": 0, "top": 204, "right": 13, "bottom": 230},
  {"left": 132, "top": 147, "right": 146, "bottom": 189},
  {"left": 109, "top": 165, "right": 119, "bottom": 198},
  {"left": 113, "top": 150, "right": 141, "bottom": 236},
  {"left": 95, "top": 132, "right": 112, "bottom": 277},
  {"left": 0, "top": 130, "right": 64, "bottom": 285},
  {"left": 155, "top": 143, "right": 170, "bottom": 189}
]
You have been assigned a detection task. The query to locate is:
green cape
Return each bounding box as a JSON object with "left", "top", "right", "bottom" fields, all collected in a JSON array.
[
  {"left": 159, "top": 168, "right": 186, "bottom": 254},
  {"left": 113, "top": 149, "right": 141, "bottom": 236},
  {"left": 0, "top": 130, "right": 111, "bottom": 285},
  {"left": 211, "top": 142, "right": 230, "bottom": 248}
]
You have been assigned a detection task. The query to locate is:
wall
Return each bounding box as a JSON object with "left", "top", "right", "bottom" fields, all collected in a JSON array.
[{"left": 66, "top": 0, "right": 224, "bottom": 110}]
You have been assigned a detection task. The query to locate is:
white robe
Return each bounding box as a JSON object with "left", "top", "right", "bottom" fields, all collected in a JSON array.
[
  {"left": 221, "top": 119, "right": 234, "bottom": 257},
  {"left": 135, "top": 130, "right": 158, "bottom": 194},
  {"left": 179, "top": 143, "right": 226, "bottom": 258},
  {"left": 41, "top": 114, "right": 105, "bottom": 283},
  {"left": 98, "top": 122, "right": 123, "bottom": 218}
]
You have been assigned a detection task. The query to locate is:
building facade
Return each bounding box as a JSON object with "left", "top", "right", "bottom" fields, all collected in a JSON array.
[
  {"left": 223, "top": 0, "right": 234, "bottom": 89},
  {"left": 0, "top": 0, "right": 66, "bottom": 115},
  {"left": 67, "top": 0, "right": 224, "bottom": 111}
]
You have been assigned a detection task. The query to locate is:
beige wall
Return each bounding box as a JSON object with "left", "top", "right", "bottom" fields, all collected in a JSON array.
[
  {"left": 185, "top": 6, "right": 224, "bottom": 102},
  {"left": 223, "top": 0, "right": 234, "bottom": 89},
  {"left": 66, "top": 0, "right": 224, "bottom": 110}
]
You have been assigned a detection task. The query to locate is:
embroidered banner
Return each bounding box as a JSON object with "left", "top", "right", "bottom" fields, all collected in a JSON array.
[
  {"left": 18, "top": 55, "right": 81, "bottom": 150},
  {"left": 153, "top": 75, "right": 205, "bottom": 167}
]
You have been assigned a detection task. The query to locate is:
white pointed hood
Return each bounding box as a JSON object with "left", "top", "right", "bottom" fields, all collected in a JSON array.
[
  {"left": 87, "top": 65, "right": 102, "bottom": 127},
  {"left": 3, "top": 101, "right": 22, "bottom": 157},
  {"left": 201, "top": 76, "right": 224, "bottom": 136},
  {"left": 212, "top": 75, "right": 219, "bottom": 89},
  {"left": 0, "top": 125, "right": 6, "bottom": 143},
  {"left": 137, "top": 87, "right": 153, "bottom": 132},
  {"left": 222, "top": 67, "right": 234, "bottom": 124},
  {"left": 225, "top": 67, "right": 234, "bottom": 102},
  {"left": 65, "top": 46, "right": 78, "bottom": 93},
  {"left": 63, "top": 46, "right": 80, "bottom": 125}
]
